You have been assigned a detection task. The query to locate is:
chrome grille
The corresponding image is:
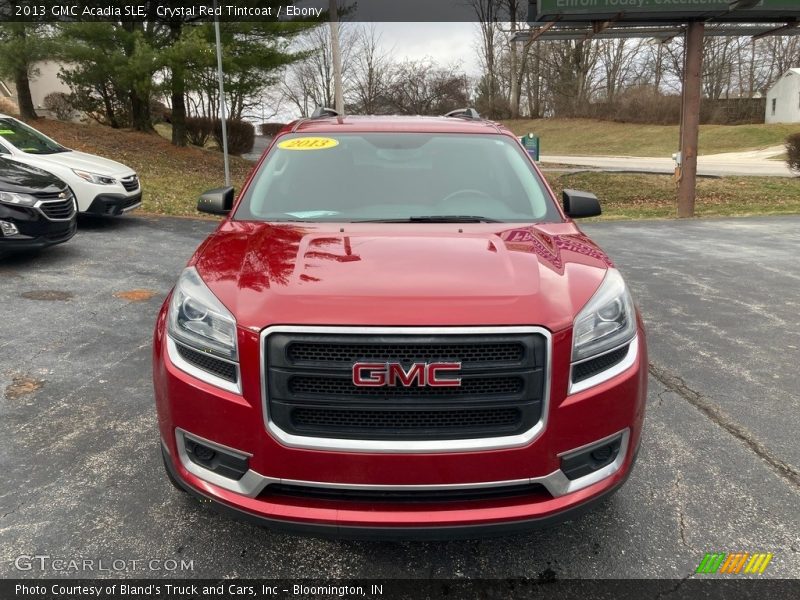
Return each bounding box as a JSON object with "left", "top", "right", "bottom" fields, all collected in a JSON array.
[
  {"left": 37, "top": 193, "right": 76, "bottom": 221},
  {"left": 120, "top": 175, "right": 139, "bottom": 192},
  {"left": 288, "top": 375, "right": 524, "bottom": 398},
  {"left": 287, "top": 341, "right": 525, "bottom": 366},
  {"left": 265, "top": 330, "right": 547, "bottom": 442},
  {"left": 292, "top": 407, "right": 521, "bottom": 430}
]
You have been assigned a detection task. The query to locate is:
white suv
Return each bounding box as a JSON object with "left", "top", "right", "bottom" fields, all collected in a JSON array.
[{"left": 0, "top": 115, "right": 141, "bottom": 215}]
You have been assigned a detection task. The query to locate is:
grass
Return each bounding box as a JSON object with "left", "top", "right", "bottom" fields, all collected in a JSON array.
[
  {"left": 502, "top": 118, "right": 799, "bottom": 158},
  {"left": 545, "top": 171, "right": 800, "bottom": 220},
  {"left": 155, "top": 122, "right": 218, "bottom": 150},
  {"left": 22, "top": 118, "right": 800, "bottom": 220},
  {"left": 30, "top": 118, "right": 252, "bottom": 217}
]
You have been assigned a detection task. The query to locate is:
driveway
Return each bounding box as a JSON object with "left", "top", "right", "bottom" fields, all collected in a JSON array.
[
  {"left": 243, "top": 135, "right": 273, "bottom": 162},
  {"left": 0, "top": 214, "right": 798, "bottom": 579},
  {"left": 541, "top": 146, "right": 793, "bottom": 177}
]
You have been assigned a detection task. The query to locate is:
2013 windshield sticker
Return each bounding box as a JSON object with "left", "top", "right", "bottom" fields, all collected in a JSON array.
[{"left": 278, "top": 137, "right": 339, "bottom": 151}]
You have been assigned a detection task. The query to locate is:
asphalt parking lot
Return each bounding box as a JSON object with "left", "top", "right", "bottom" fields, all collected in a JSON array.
[{"left": 1, "top": 214, "right": 798, "bottom": 579}]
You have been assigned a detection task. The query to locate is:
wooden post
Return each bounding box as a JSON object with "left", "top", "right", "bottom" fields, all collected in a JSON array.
[{"left": 677, "top": 21, "right": 704, "bottom": 218}]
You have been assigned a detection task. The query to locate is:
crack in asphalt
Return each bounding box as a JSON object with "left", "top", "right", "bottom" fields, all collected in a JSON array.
[
  {"left": 1, "top": 501, "right": 25, "bottom": 520},
  {"left": 648, "top": 362, "right": 800, "bottom": 491},
  {"left": 654, "top": 387, "right": 670, "bottom": 409},
  {"left": 672, "top": 472, "right": 696, "bottom": 553}
]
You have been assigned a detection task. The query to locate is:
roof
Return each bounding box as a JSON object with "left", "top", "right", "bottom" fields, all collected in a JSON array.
[
  {"left": 286, "top": 115, "right": 510, "bottom": 136},
  {"left": 766, "top": 68, "right": 800, "bottom": 92}
]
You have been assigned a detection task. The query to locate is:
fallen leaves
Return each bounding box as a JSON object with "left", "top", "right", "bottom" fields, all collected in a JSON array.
[
  {"left": 4, "top": 376, "right": 44, "bottom": 400},
  {"left": 113, "top": 289, "right": 158, "bottom": 302}
]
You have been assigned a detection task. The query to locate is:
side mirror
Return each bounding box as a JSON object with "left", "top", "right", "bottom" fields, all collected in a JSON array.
[
  {"left": 562, "top": 189, "right": 601, "bottom": 219},
  {"left": 197, "top": 186, "right": 235, "bottom": 215}
]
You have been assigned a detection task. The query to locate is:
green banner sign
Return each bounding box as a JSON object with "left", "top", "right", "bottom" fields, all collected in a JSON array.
[{"left": 534, "top": 0, "right": 799, "bottom": 22}]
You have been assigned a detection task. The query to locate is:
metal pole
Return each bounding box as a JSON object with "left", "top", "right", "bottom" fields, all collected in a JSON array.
[
  {"left": 329, "top": 0, "right": 344, "bottom": 114},
  {"left": 677, "top": 21, "right": 704, "bottom": 218},
  {"left": 213, "top": 0, "right": 231, "bottom": 187}
]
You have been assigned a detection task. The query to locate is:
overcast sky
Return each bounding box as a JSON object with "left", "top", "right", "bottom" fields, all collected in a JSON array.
[
  {"left": 374, "top": 22, "right": 481, "bottom": 76},
  {"left": 261, "top": 22, "right": 482, "bottom": 121}
]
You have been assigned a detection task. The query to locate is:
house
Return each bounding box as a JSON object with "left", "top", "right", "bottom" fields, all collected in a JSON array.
[
  {"left": 765, "top": 68, "right": 800, "bottom": 124},
  {"left": 0, "top": 61, "right": 72, "bottom": 118}
]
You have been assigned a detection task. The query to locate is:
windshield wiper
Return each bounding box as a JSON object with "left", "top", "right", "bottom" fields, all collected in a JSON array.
[{"left": 355, "top": 215, "right": 502, "bottom": 223}]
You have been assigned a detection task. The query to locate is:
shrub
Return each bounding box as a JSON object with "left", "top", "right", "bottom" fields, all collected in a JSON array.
[
  {"left": 185, "top": 116, "right": 214, "bottom": 147},
  {"left": 786, "top": 133, "right": 800, "bottom": 174},
  {"left": 150, "top": 100, "right": 171, "bottom": 124},
  {"left": 259, "top": 122, "right": 286, "bottom": 137},
  {"left": 587, "top": 87, "right": 681, "bottom": 125},
  {"left": 0, "top": 96, "right": 19, "bottom": 116},
  {"left": 212, "top": 118, "right": 255, "bottom": 155},
  {"left": 577, "top": 88, "right": 766, "bottom": 126},
  {"left": 43, "top": 92, "right": 75, "bottom": 121}
]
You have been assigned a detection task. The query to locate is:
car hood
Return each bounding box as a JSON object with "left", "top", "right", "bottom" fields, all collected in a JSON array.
[
  {"left": 23, "top": 150, "right": 135, "bottom": 177},
  {"left": 0, "top": 157, "right": 67, "bottom": 194},
  {"left": 192, "top": 221, "right": 613, "bottom": 332}
]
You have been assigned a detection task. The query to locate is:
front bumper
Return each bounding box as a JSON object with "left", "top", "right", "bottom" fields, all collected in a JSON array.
[
  {"left": 0, "top": 204, "right": 77, "bottom": 251},
  {"left": 162, "top": 441, "right": 637, "bottom": 540},
  {"left": 84, "top": 192, "right": 142, "bottom": 216},
  {"left": 153, "top": 316, "right": 647, "bottom": 538}
]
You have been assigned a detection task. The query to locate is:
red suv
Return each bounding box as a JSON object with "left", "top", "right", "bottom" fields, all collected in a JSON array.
[{"left": 153, "top": 109, "right": 647, "bottom": 538}]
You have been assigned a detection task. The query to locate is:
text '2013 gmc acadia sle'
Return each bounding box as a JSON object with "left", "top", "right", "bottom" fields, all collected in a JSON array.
[{"left": 153, "top": 109, "right": 647, "bottom": 539}]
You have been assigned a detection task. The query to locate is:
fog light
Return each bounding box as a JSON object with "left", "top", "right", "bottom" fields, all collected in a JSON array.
[
  {"left": 560, "top": 434, "right": 623, "bottom": 481},
  {"left": 182, "top": 432, "right": 249, "bottom": 481},
  {"left": 0, "top": 220, "right": 19, "bottom": 237},
  {"left": 590, "top": 446, "right": 613, "bottom": 462},
  {"left": 191, "top": 442, "right": 216, "bottom": 462}
]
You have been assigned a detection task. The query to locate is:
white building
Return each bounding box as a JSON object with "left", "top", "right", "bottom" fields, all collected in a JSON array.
[{"left": 765, "top": 68, "right": 800, "bottom": 124}]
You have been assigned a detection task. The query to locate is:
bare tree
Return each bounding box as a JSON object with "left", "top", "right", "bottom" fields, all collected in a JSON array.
[
  {"left": 281, "top": 24, "right": 355, "bottom": 116},
  {"left": 642, "top": 40, "right": 669, "bottom": 93},
  {"left": 469, "top": 0, "right": 502, "bottom": 117},
  {"left": 703, "top": 36, "right": 737, "bottom": 99},
  {"left": 599, "top": 39, "right": 645, "bottom": 102},
  {"left": 541, "top": 40, "right": 600, "bottom": 117},
  {"left": 384, "top": 59, "right": 470, "bottom": 115},
  {"left": 349, "top": 24, "right": 393, "bottom": 114},
  {"left": 524, "top": 41, "right": 544, "bottom": 118},
  {"left": 503, "top": 0, "right": 536, "bottom": 119},
  {"left": 761, "top": 36, "right": 800, "bottom": 92}
]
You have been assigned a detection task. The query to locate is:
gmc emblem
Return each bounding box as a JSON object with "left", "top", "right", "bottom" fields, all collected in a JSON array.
[{"left": 352, "top": 362, "right": 462, "bottom": 387}]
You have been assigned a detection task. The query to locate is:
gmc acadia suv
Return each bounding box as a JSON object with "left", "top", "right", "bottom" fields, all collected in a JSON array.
[{"left": 153, "top": 109, "right": 647, "bottom": 538}]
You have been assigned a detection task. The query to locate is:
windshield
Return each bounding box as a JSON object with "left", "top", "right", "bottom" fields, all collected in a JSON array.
[
  {"left": 234, "top": 133, "right": 561, "bottom": 223},
  {"left": 0, "top": 118, "right": 68, "bottom": 155}
]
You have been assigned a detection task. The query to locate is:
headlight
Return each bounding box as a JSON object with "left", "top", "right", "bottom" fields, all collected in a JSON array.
[
  {"left": 167, "top": 267, "right": 238, "bottom": 361},
  {"left": 72, "top": 169, "right": 116, "bottom": 185},
  {"left": 0, "top": 191, "right": 37, "bottom": 207},
  {"left": 572, "top": 269, "right": 636, "bottom": 362}
]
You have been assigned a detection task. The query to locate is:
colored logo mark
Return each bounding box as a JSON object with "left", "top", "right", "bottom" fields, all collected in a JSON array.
[{"left": 696, "top": 552, "right": 773, "bottom": 574}]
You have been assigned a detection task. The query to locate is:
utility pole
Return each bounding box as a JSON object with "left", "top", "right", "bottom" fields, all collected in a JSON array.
[
  {"left": 329, "top": 0, "right": 345, "bottom": 114},
  {"left": 677, "top": 21, "right": 704, "bottom": 218},
  {"left": 213, "top": 0, "right": 231, "bottom": 187}
]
